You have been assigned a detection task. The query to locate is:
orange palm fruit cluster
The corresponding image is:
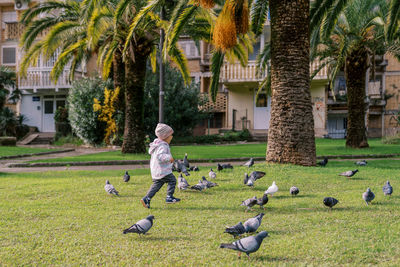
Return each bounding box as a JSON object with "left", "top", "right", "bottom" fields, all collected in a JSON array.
[
  {"left": 193, "top": 0, "right": 215, "bottom": 8},
  {"left": 234, "top": 0, "right": 249, "bottom": 34},
  {"left": 213, "top": 1, "right": 237, "bottom": 51}
]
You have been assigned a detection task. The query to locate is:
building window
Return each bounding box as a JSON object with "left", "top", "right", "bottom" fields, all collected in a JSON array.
[
  {"left": 178, "top": 41, "right": 199, "bottom": 58},
  {"left": 44, "top": 101, "right": 54, "bottom": 114},
  {"left": 256, "top": 93, "right": 268, "bottom": 107},
  {"left": 249, "top": 40, "right": 261, "bottom": 61},
  {"left": 2, "top": 11, "right": 17, "bottom": 29},
  {"left": 2, "top": 47, "right": 16, "bottom": 65}
]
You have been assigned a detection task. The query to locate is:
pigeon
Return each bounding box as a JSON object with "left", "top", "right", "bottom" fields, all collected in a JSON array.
[
  {"left": 241, "top": 196, "right": 258, "bottom": 212},
  {"left": 224, "top": 222, "right": 246, "bottom": 238},
  {"left": 217, "top": 163, "right": 224, "bottom": 171},
  {"left": 323, "top": 197, "right": 339, "bottom": 209},
  {"left": 362, "top": 188, "right": 375, "bottom": 205},
  {"left": 244, "top": 213, "right": 264, "bottom": 233},
  {"left": 123, "top": 215, "right": 155, "bottom": 234},
  {"left": 244, "top": 171, "right": 266, "bottom": 186},
  {"left": 123, "top": 171, "right": 130, "bottom": 182},
  {"left": 174, "top": 160, "right": 190, "bottom": 176},
  {"left": 339, "top": 169, "right": 358, "bottom": 177},
  {"left": 265, "top": 181, "right": 278, "bottom": 196},
  {"left": 256, "top": 194, "right": 268, "bottom": 209},
  {"left": 355, "top": 160, "right": 367, "bottom": 166},
  {"left": 191, "top": 180, "right": 206, "bottom": 191},
  {"left": 383, "top": 181, "right": 393, "bottom": 196},
  {"left": 202, "top": 176, "right": 218, "bottom": 188},
  {"left": 183, "top": 153, "right": 190, "bottom": 168},
  {"left": 222, "top": 163, "right": 234, "bottom": 169},
  {"left": 243, "top": 158, "right": 254, "bottom": 168},
  {"left": 177, "top": 173, "right": 190, "bottom": 190},
  {"left": 317, "top": 157, "right": 328, "bottom": 167},
  {"left": 189, "top": 166, "right": 199, "bottom": 171},
  {"left": 290, "top": 186, "right": 299, "bottom": 196},
  {"left": 220, "top": 231, "right": 269, "bottom": 259},
  {"left": 209, "top": 168, "right": 217, "bottom": 179},
  {"left": 104, "top": 180, "right": 119, "bottom": 196}
]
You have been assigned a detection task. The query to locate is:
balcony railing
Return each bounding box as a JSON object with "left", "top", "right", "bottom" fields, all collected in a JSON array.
[
  {"left": 200, "top": 92, "right": 228, "bottom": 113},
  {"left": 220, "top": 60, "right": 329, "bottom": 83},
  {"left": 5, "top": 22, "right": 24, "bottom": 40},
  {"left": 18, "top": 68, "right": 72, "bottom": 90}
]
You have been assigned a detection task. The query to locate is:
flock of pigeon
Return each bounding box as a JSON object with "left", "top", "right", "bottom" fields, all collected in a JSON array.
[{"left": 103, "top": 155, "right": 394, "bottom": 259}]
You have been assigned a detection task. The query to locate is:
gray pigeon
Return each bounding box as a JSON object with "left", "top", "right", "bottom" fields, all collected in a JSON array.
[
  {"left": 191, "top": 180, "right": 206, "bottom": 191},
  {"left": 183, "top": 153, "right": 190, "bottom": 168},
  {"left": 355, "top": 160, "right": 367, "bottom": 166},
  {"left": 243, "top": 158, "right": 254, "bottom": 168},
  {"left": 202, "top": 176, "right": 218, "bottom": 188},
  {"left": 323, "top": 197, "right": 339, "bottom": 209},
  {"left": 222, "top": 163, "right": 234, "bottom": 169},
  {"left": 290, "top": 186, "right": 299, "bottom": 196},
  {"left": 362, "top": 188, "right": 375, "bottom": 205},
  {"left": 339, "top": 169, "right": 358, "bottom": 177},
  {"left": 220, "top": 231, "right": 269, "bottom": 259},
  {"left": 123, "top": 171, "right": 130, "bottom": 182},
  {"left": 256, "top": 194, "right": 268, "bottom": 209},
  {"left": 123, "top": 215, "right": 154, "bottom": 234},
  {"left": 104, "top": 180, "right": 119, "bottom": 196},
  {"left": 189, "top": 166, "right": 199, "bottom": 171},
  {"left": 383, "top": 181, "right": 393, "bottom": 196},
  {"left": 244, "top": 213, "right": 264, "bottom": 233},
  {"left": 224, "top": 221, "right": 246, "bottom": 238},
  {"left": 317, "top": 157, "right": 328, "bottom": 167},
  {"left": 244, "top": 171, "right": 266, "bottom": 186},
  {"left": 241, "top": 196, "right": 258, "bottom": 212},
  {"left": 177, "top": 173, "right": 190, "bottom": 190},
  {"left": 209, "top": 168, "right": 217, "bottom": 179},
  {"left": 174, "top": 160, "right": 190, "bottom": 176}
]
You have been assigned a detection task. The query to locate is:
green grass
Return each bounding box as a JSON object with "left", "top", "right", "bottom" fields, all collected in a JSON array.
[
  {"left": 30, "top": 138, "right": 400, "bottom": 163},
  {"left": 1, "top": 160, "right": 400, "bottom": 265},
  {"left": 0, "top": 146, "right": 56, "bottom": 158}
]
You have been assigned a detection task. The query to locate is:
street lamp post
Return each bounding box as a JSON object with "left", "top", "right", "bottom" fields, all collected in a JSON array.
[{"left": 159, "top": 6, "right": 165, "bottom": 123}]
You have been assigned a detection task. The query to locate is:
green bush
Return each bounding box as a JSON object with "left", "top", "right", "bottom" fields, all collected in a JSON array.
[
  {"left": 143, "top": 63, "right": 207, "bottom": 139},
  {"left": 382, "top": 133, "right": 400, "bottom": 144},
  {"left": 54, "top": 134, "right": 84, "bottom": 146},
  {"left": 68, "top": 77, "right": 112, "bottom": 145}
]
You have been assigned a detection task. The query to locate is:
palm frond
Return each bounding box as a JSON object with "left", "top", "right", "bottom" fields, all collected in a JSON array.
[
  {"left": 150, "top": 46, "right": 157, "bottom": 73},
  {"left": 209, "top": 50, "right": 225, "bottom": 102},
  {"left": 387, "top": 0, "right": 400, "bottom": 40},
  {"left": 19, "top": 41, "right": 45, "bottom": 76},
  {"left": 321, "top": 0, "right": 349, "bottom": 40},
  {"left": 20, "top": 17, "right": 61, "bottom": 50},
  {"left": 250, "top": 0, "right": 268, "bottom": 36},
  {"left": 256, "top": 41, "right": 270, "bottom": 75},
  {"left": 168, "top": 45, "right": 191, "bottom": 85}
]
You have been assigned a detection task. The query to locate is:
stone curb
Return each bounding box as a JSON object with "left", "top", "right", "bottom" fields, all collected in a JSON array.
[
  {"left": 6, "top": 154, "right": 400, "bottom": 168},
  {"left": 0, "top": 148, "right": 76, "bottom": 160}
]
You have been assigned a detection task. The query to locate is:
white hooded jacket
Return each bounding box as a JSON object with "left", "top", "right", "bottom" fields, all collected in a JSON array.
[{"left": 149, "top": 138, "right": 173, "bottom": 179}]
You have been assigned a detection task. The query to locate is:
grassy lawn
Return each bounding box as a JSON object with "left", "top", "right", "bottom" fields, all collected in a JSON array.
[
  {"left": 30, "top": 138, "right": 400, "bottom": 163},
  {"left": 0, "top": 146, "right": 57, "bottom": 158},
  {"left": 1, "top": 159, "right": 399, "bottom": 265}
]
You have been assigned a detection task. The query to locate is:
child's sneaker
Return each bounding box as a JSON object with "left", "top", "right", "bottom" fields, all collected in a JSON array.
[
  {"left": 140, "top": 197, "right": 151, "bottom": 209},
  {"left": 166, "top": 196, "right": 180, "bottom": 204}
]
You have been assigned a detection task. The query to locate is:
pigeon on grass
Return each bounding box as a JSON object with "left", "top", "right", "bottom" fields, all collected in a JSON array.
[
  {"left": 202, "top": 176, "right": 218, "bottom": 188},
  {"left": 189, "top": 166, "right": 199, "bottom": 171},
  {"left": 383, "top": 181, "right": 393, "bottom": 196},
  {"left": 218, "top": 163, "right": 233, "bottom": 171},
  {"left": 174, "top": 160, "right": 190, "bottom": 176},
  {"left": 220, "top": 231, "right": 269, "bottom": 259},
  {"left": 323, "top": 197, "right": 339, "bottom": 209},
  {"left": 290, "top": 186, "right": 299, "bottom": 196},
  {"left": 183, "top": 153, "right": 190, "bottom": 168},
  {"left": 243, "top": 158, "right": 254, "bottom": 168},
  {"left": 317, "top": 157, "right": 328, "bottom": 167},
  {"left": 104, "top": 180, "right": 119, "bottom": 196},
  {"left": 123, "top": 171, "right": 130, "bottom": 182},
  {"left": 256, "top": 194, "right": 268, "bottom": 209},
  {"left": 363, "top": 188, "right": 375, "bottom": 205},
  {"left": 241, "top": 196, "right": 258, "bottom": 212},
  {"left": 209, "top": 168, "right": 217, "bottom": 179},
  {"left": 355, "top": 160, "right": 367, "bottom": 166},
  {"left": 224, "top": 222, "right": 246, "bottom": 238},
  {"left": 177, "top": 174, "right": 190, "bottom": 191},
  {"left": 265, "top": 181, "right": 278, "bottom": 196},
  {"left": 244, "top": 171, "right": 266, "bottom": 187},
  {"left": 123, "top": 215, "right": 154, "bottom": 234},
  {"left": 244, "top": 213, "right": 264, "bottom": 233},
  {"left": 339, "top": 169, "right": 358, "bottom": 177},
  {"left": 191, "top": 180, "right": 207, "bottom": 191}
]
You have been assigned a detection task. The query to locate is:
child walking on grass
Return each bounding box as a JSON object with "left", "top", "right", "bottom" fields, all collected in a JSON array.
[{"left": 141, "top": 123, "right": 180, "bottom": 209}]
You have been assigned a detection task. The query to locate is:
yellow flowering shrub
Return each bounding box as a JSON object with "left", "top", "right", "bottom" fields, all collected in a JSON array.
[{"left": 93, "top": 87, "right": 120, "bottom": 145}]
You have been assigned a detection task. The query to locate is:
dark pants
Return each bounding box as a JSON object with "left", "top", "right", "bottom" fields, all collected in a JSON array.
[{"left": 145, "top": 173, "right": 176, "bottom": 199}]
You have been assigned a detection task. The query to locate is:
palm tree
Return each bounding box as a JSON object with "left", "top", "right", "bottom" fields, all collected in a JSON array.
[
  {"left": 311, "top": 0, "right": 400, "bottom": 148},
  {"left": 0, "top": 66, "right": 17, "bottom": 111}
]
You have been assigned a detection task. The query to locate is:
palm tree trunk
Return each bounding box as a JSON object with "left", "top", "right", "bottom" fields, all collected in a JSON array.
[
  {"left": 121, "top": 49, "right": 147, "bottom": 154},
  {"left": 266, "top": 0, "right": 316, "bottom": 166},
  {"left": 345, "top": 48, "right": 369, "bottom": 148}
]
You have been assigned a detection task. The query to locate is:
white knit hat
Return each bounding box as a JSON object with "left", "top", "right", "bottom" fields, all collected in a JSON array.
[{"left": 155, "top": 123, "right": 174, "bottom": 140}]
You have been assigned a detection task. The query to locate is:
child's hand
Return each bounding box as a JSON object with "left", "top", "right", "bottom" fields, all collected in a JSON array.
[{"left": 170, "top": 157, "right": 174, "bottom": 163}]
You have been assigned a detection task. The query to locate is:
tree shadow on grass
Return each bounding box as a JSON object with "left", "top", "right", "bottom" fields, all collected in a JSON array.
[
  {"left": 346, "top": 177, "right": 367, "bottom": 180},
  {"left": 251, "top": 255, "right": 296, "bottom": 262},
  {"left": 131, "top": 235, "right": 189, "bottom": 242}
]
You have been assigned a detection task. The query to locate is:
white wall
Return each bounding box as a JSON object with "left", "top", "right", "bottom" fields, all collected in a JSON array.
[{"left": 20, "top": 94, "right": 43, "bottom": 130}]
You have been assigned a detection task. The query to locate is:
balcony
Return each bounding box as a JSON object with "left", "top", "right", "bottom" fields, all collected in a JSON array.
[
  {"left": 220, "top": 59, "right": 329, "bottom": 83},
  {"left": 18, "top": 68, "right": 72, "bottom": 90},
  {"left": 5, "top": 22, "right": 24, "bottom": 40},
  {"left": 200, "top": 92, "right": 228, "bottom": 113}
]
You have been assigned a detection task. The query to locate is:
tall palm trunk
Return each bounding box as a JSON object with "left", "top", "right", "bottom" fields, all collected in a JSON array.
[
  {"left": 345, "top": 47, "right": 369, "bottom": 148},
  {"left": 266, "top": 0, "right": 316, "bottom": 166},
  {"left": 121, "top": 45, "right": 149, "bottom": 153}
]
